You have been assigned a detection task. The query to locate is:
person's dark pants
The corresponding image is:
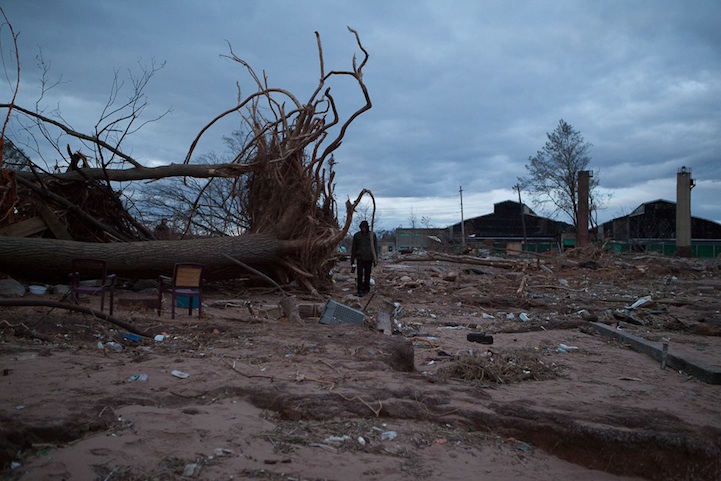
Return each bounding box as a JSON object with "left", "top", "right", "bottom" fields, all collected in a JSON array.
[{"left": 356, "top": 260, "right": 373, "bottom": 293}]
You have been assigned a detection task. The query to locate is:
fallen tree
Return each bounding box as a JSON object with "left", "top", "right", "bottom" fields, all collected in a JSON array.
[
  {"left": 0, "top": 27, "right": 373, "bottom": 292},
  {"left": 0, "top": 233, "right": 296, "bottom": 282}
]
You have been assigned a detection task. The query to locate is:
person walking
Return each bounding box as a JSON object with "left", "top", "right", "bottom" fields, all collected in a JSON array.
[{"left": 351, "top": 220, "right": 378, "bottom": 296}]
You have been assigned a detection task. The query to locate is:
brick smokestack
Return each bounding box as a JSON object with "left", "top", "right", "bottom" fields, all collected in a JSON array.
[
  {"left": 676, "top": 166, "right": 693, "bottom": 257},
  {"left": 577, "top": 170, "right": 591, "bottom": 247}
]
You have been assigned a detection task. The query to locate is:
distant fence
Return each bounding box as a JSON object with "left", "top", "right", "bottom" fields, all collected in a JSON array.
[{"left": 608, "top": 241, "right": 721, "bottom": 258}]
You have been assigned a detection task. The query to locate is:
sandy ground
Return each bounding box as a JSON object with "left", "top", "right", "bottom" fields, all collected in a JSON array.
[{"left": 1, "top": 248, "right": 720, "bottom": 481}]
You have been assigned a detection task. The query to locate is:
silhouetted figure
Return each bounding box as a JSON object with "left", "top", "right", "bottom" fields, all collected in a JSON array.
[{"left": 351, "top": 220, "right": 378, "bottom": 297}]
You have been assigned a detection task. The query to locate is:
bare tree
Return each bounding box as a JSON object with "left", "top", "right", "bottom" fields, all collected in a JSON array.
[
  {"left": 136, "top": 149, "right": 250, "bottom": 238},
  {"left": 0, "top": 6, "right": 20, "bottom": 224},
  {"left": 408, "top": 208, "right": 418, "bottom": 228},
  {"left": 521, "top": 119, "right": 607, "bottom": 227}
]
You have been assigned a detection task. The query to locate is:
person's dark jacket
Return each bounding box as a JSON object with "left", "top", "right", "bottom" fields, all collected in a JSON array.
[{"left": 351, "top": 230, "right": 378, "bottom": 263}]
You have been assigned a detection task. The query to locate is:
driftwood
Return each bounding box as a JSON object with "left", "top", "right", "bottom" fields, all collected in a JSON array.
[
  {"left": 222, "top": 253, "right": 304, "bottom": 322},
  {"left": 397, "top": 252, "right": 524, "bottom": 270}
]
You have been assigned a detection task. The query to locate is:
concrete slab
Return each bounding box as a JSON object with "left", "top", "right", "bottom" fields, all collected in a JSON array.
[{"left": 591, "top": 322, "right": 721, "bottom": 385}]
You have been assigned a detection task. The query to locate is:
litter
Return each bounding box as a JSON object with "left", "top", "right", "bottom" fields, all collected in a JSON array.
[
  {"left": 319, "top": 299, "right": 365, "bottom": 325},
  {"left": 626, "top": 295, "right": 653, "bottom": 310},
  {"left": 123, "top": 333, "right": 142, "bottom": 342},
  {"left": 556, "top": 343, "right": 579, "bottom": 353},
  {"left": 213, "top": 448, "right": 233, "bottom": 457},
  {"left": 467, "top": 333, "right": 494, "bottom": 344},
  {"left": 182, "top": 463, "right": 201, "bottom": 477},
  {"left": 101, "top": 341, "right": 123, "bottom": 352},
  {"left": 323, "top": 435, "right": 352, "bottom": 445}
]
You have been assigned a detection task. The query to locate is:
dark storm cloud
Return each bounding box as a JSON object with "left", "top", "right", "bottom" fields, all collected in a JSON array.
[{"left": 3, "top": 1, "right": 719, "bottom": 228}]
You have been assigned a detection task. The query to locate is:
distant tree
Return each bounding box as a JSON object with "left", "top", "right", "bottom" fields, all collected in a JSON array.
[
  {"left": 378, "top": 228, "right": 395, "bottom": 242},
  {"left": 521, "top": 119, "right": 607, "bottom": 227},
  {"left": 408, "top": 208, "right": 418, "bottom": 228},
  {"left": 136, "top": 132, "right": 252, "bottom": 237},
  {"left": 2, "top": 139, "right": 31, "bottom": 171}
]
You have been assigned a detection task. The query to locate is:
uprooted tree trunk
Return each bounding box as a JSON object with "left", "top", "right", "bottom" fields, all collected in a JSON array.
[
  {"left": 0, "top": 234, "right": 299, "bottom": 282},
  {"left": 0, "top": 28, "right": 372, "bottom": 292},
  {"left": 0, "top": 189, "right": 375, "bottom": 287}
]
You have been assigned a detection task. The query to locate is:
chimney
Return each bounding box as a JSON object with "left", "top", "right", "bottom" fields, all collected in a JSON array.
[
  {"left": 577, "top": 170, "right": 591, "bottom": 247},
  {"left": 676, "top": 166, "right": 694, "bottom": 257}
]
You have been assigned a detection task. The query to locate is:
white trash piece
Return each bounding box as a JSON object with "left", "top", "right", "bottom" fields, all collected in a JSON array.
[
  {"left": 556, "top": 343, "right": 579, "bottom": 353},
  {"left": 323, "top": 435, "right": 352, "bottom": 445},
  {"left": 28, "top": 285, "right": 48, "bottom": 295},
  {"left": 626, "top": 295, "right": 652, "bottom": 310}
]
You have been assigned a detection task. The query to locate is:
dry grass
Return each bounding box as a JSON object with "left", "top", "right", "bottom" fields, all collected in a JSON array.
[{"left": 437, "top": 348, "right": 563, "bottom": 385}]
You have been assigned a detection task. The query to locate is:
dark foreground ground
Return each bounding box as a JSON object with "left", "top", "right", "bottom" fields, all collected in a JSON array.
[{"left": 1, "top": 249, "right": 720, "bottom": 480}]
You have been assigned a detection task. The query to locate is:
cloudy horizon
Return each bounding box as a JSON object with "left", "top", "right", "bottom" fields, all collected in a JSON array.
[{"left": 3, "top": 1, "right": 719, "bottom": 231}]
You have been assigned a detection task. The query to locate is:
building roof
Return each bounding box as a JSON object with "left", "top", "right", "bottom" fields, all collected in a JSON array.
[
  {"left": 602, "top": 199, "right": 721, "bottom": 240},
  {"left": 449, "top": 200, "right": 571, "bottom": 239}
]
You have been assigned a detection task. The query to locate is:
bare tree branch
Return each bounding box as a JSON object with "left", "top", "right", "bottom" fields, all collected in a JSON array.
[
  {"left": 2, "top": 103, "right": 145, "bottom": 168},
  {"left": 0, "top": 6, "right": 20, "bottom": 168}
]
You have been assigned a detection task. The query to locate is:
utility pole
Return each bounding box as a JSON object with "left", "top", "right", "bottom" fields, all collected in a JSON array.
[
  {"left": 513, "top": 183, "right": 527, "bottom": 249},
  {"left": 459, "top": 186, "right": 465, "bottom": 247},
  {"left": 676, "top": 166, "right": 694, "bottom": 257},
  {"left": 577, "top": 171, "right": 591, "bottom": 247}
]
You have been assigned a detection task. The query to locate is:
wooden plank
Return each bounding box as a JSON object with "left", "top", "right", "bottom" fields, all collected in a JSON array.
[
  {"left": 0, "top": 216, "right": 47, "bottom": 237},
  {"left": 38, "top": 205, "right": 74, "bottom": 240}
]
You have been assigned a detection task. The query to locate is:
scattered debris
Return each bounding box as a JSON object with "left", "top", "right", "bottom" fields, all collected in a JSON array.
[
  {"left": 437, "top": 348, "right": 562, "bottom": 384},
  {"left": 466, "top": 333, "right": 494, "bottom": 344},
  {"left": 556, "top": 343, "right": 579, "bottom": 353}
]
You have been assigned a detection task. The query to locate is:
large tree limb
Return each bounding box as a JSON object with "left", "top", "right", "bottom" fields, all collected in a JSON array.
[
  {"left": 1, "top": 103, "right": 145, "bottom": 168},
  {"left": 0, "top": 299, "right": 150, "bottom": 337},
  {"left": 14, "top": 161, "right": 264, "bottom": 182}
]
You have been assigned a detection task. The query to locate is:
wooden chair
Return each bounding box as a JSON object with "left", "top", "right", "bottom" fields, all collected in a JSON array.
[
  {"left": 70, "top": 259, "right": 116, "bottom": 315},
  {"left": 158, "top": 263, "right": 205, "bottom": 319}
]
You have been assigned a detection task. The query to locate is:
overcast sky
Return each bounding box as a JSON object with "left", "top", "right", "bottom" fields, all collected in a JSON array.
[{"left": 3, "top": 1, "right": 720, "bottom": 230}]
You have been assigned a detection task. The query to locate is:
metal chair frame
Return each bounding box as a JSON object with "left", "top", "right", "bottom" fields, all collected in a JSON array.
[{"left": 70, "top": 258, "right": 116, "bottom": 315}]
